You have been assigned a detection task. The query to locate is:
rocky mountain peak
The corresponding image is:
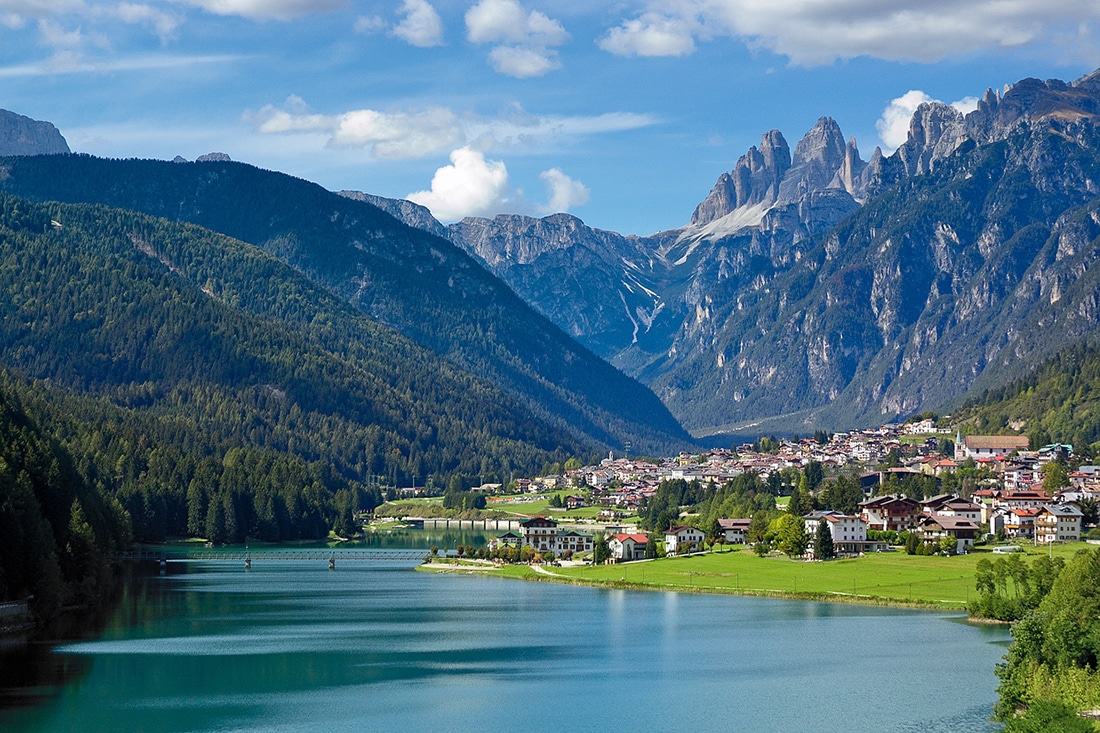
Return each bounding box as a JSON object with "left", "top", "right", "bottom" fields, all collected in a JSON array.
[
  {"left": 778, "top": 116, "right": 852, "bottom": 202},
  {"left": 0, "top": 109, "right": 69, "bottom": 156},
  {"left": 690, "top": 129, "right": 790, "bottom": 226},
  {"left": 896, "top": 102, "right": 967, "bottom": 176}
]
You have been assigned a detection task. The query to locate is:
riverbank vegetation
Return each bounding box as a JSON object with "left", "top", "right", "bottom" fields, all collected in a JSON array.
[{"left": 994, "top": 547, "right": 1100, "bottom": 731}]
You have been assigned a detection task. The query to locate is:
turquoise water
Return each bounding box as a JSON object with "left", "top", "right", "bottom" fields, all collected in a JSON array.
[{"left": 1, "top": 553, "right": 1011, "bottom": 732}]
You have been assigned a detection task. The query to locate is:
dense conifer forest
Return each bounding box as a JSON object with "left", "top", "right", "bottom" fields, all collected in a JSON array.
[{"left": 0, "top": 192, "right": 604, "bottom": 589}]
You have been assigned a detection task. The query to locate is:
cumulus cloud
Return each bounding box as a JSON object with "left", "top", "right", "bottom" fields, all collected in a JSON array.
[
  {"left": 875, "top": 90, "right": 935, "bottom": 151},
  {"left": 598, "top": 12, "right": 696, "bottom": 57},
  {"left": 392, "top": 0, "right": 443, "bottom": 47},
  {"left": 465, "top": 0, "right": 566, "bottom": 45},
  {"left": 248, "top": 98, "right": 657, "bottom": 159},
  {"left": 601, "top": 0, "right": 1100, "bottom": 66},
  {"left": 876, "top": 89, "right": 988, "bottom": 150},
  {"left": 465, "top": 0, "right": 568, "bottom": 78},
  {"left": 406, "top": 148, "right": 591, "bottom": 221},
  {"left": 538, "top": 167, "right": 589, "bottom": 214},
  {"left": 178, "top": 0, "right": 345, "bottom": 22},
  {"left": 407, "top": 146, "right": 512, "bottom": 221}
]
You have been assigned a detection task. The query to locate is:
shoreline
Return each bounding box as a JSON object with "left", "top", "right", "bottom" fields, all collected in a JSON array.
[{"left": 417, "top": 561, "right": 975, "bottom": 614}]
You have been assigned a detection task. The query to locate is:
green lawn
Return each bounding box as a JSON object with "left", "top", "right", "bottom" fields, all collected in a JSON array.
[
  {"left": 558, "top": 549, "right": 978, "bottom": 606},
  {"left": 458, "top": 541, "right": 1098, "bottom": 609},
  {"left": 490, "top": 492, "right": 635, "bottom": 521}
]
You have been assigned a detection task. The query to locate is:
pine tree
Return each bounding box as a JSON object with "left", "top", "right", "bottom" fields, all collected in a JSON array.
[{"left": 814, "top": 519, "right": 834, "bottom": 561}]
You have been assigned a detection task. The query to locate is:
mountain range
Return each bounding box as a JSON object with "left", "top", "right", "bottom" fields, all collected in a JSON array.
[
  {"left": 4, "top": 67, "right": 1100, "bottom": 449},
  {"left": 361, "top": 69, "right": 1100, "bottom": 437},
  {"left": 0, "top": 153, "right": 691, "bottom": 458}
]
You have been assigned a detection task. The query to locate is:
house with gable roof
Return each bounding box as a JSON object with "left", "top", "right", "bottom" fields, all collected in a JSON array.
[
  {"left": 917, "top": 514, "right": 980, "bottom": 553},
  {"left": 1035, "top": 504, "right": 1083, "bottom": 543},
  {"left": 717, "top": 518, "right": 752, "bottom": 544},
  {"left": 608, "top": 533, "right": 649, "bottom": 562}
]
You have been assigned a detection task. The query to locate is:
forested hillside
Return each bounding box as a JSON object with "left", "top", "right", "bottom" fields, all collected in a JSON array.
[
  {"left": 0, "top": 194, "right": 593, "bottom": 544},
  {"left": 0, "top": 154, "right": 690, "bottom": 454},
  {"left": 952, "top": 342, "right": 1100, "bottom": 452}
]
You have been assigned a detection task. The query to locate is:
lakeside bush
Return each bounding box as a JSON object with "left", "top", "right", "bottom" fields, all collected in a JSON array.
[{"left": 995, "top": 548, "right": 1100, "bottom": 726}]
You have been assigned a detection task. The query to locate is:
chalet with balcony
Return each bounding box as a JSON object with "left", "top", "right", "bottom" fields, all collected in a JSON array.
[
  {"left": 717, "top": 518, "right": 752, "bottom": 544},
  {"left": 858, "top": 495, "right": 921, "bottom": 532},
  {"left": 917, "top": 515, "right": 980, "bottom": 554},
  {"left": 1035, "top": 504, "right": 1083, "bottom": 544}
]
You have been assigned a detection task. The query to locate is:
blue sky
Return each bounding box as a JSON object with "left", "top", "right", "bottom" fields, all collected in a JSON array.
[{"left": 1, "top": 1, "right": 1098, "bottom": 235}]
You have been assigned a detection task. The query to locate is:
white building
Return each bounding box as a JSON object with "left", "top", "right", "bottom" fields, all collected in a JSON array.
[
  {"left": 803, "top": 511, "right": 874, "bottom": 557},
  {"left": 518, "top": 517, "right": 593, "bottom": 556},
  {"left": 608, "top": 533, "right": 649, "bottom": 562},
  {"left": 664, "top": 526, "right": 705, "bottom": 555},
  {"left": 955, "top": 435, "right": 1029, "bottom": 461}
]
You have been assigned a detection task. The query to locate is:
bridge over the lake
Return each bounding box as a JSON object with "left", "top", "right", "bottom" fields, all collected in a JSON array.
[{"left": 115, "top": 549, "right": 431, "bottom": 569}]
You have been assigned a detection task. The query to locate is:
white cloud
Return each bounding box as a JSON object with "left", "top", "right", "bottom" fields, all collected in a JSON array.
[
  {"left": 875, "top": 90, "right": 988, "bottom": 150},
  {"left": 405, "top": 148, "right": 590, "bottom": 221},
  {"left": 875, "top": 89, "right": 935, "bottom": 151},
  {"left": 488, "top": 45, "right": 559, "bottom": 77},
  {"left": 601, "top": 0, "right": 1100, "bottom": 66},
  {"left": 178, "top": 0, "right": 345, "bottom": 21},
  {"left": 951, "top": 96, "right": 981, "bottom": 115},
  {"left": 407, "top": 146, "right": 512, "bottom": 221},
  {"left": 37, "top": 18, "right": 84, "bottom": 49},
  {"left": 247, "top": 99, "right": 462, "bottom": 159},
  {"left": 465, "top": 0, "right": 568, "bottom": 78},
  {"left": 329, "top": 107, "right": 461, "bottom": 158},
  {"left": 248, "top": 98, "right": 658, "bottom": 159},
  {"left": 538, "top": 167, "right": 588, "bottom": 214},
  {"left": 598, "top": 12, "right": 696, "bottom": 57},
  {"left": 0, "top": 0, "right": 83, "bottom": 28},
  {"left": 392, "top": 0, "right": 443, "bottom": 47},
  {"left": 465, "top": 0, "right": 566, "bottom": 45}
]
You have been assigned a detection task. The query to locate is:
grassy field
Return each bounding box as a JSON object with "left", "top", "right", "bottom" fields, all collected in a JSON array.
[
  {"left": 422, "top": 541, "right": 1098, "bottom": 610},
  {"left": 489, "top": 492, "right": 637, "bottom": 521}
]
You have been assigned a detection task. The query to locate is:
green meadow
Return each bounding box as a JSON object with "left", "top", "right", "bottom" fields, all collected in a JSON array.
[{"left": 428, "top": 541, "right": 1097, "bottom": 610}]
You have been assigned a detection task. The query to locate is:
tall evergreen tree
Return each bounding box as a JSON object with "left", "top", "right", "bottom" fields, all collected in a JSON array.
[
  {"left": 814, "top": 520, "right": 834, "bottom": 561},
  {"left": 788, "top": 474, "right": 813, "bottom": 517}
]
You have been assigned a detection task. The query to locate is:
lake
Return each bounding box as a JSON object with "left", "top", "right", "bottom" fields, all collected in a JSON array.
[{"left": 0, "top": 547, "right": 1011, "bottom": 732}]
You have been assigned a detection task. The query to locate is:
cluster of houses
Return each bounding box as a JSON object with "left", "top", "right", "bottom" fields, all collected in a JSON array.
[
  {"left": 488, "top": 488, "right": 1086, "bottom": 564},
  {"left": 481, "top": 429, "right": 1096, "bottom": 563}
]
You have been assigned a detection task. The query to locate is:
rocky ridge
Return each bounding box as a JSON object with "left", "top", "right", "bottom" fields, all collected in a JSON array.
[
  {"left": 0, "top": 109, "right": 69, "bottom": 156},
  {"left": 372, "top": 69, "right": 1100, "bottom": 436}
]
